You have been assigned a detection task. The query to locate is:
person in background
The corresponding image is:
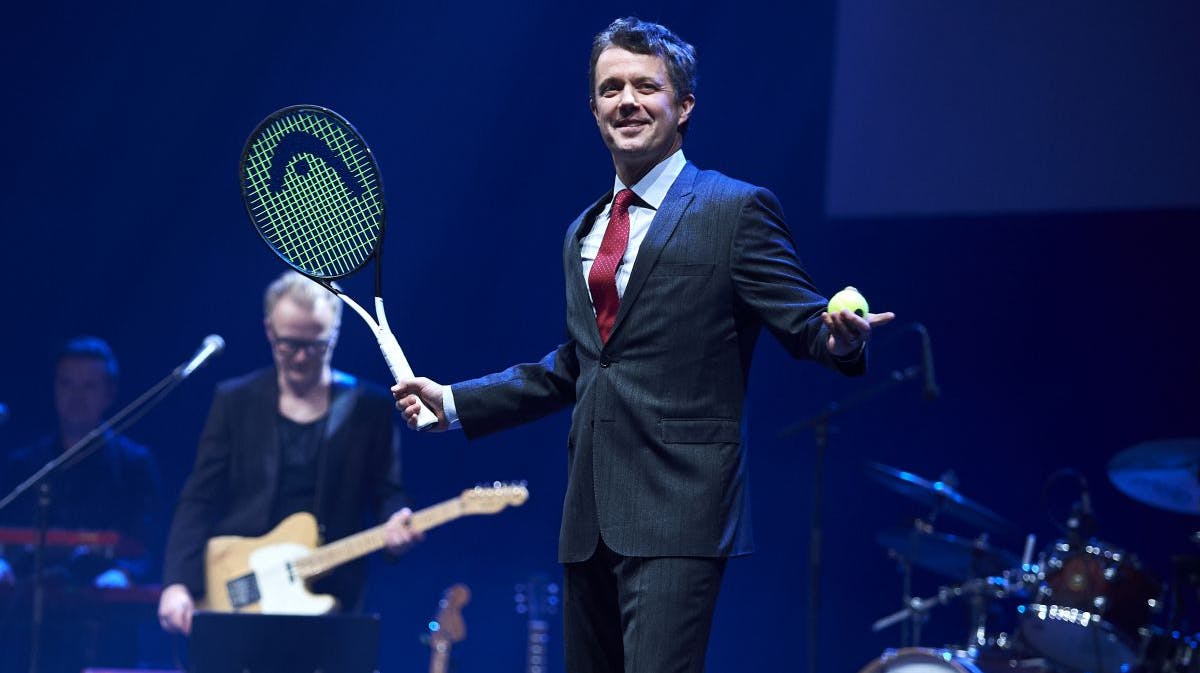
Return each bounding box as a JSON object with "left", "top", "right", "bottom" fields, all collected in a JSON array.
[
  {"left": 158, "top": 270, "right": 421, "bottom": 635},
  {"left": 0, "top": 335, "right": 162, "bottom": 672}
]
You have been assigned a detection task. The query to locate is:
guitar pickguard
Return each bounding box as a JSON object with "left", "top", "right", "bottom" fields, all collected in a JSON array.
[{"left": 247, "top": 543, "right": 336, "bottom": 615}]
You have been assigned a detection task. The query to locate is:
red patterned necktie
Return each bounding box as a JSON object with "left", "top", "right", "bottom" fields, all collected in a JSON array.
[{"left": 588, "top": 188, "right": 636, "bottom": 344}]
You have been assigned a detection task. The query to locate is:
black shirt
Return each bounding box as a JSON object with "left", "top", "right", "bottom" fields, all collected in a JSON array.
[{"left": 269, "top": 413, "right": 327, "bottom": 526}]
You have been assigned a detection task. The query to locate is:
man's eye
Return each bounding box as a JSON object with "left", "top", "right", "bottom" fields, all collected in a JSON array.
[
  {"left": 637, "top": 84, "right": 661, "bottom": 94},
  {"left": 600, "top": 88, "right": 619, "bottom": 97}
]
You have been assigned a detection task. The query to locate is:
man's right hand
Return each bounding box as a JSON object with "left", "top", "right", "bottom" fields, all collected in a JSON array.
[
  {"left": 391, "top": 377, "right": 448, "bottom": 431},
  {"left": 158, "top": 582, "right": 195, "bottom": 635}
]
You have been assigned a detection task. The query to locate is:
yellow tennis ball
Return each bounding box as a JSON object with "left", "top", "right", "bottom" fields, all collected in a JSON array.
[{"left": 828, "top": 286, "right": 869, "bottom": 317}]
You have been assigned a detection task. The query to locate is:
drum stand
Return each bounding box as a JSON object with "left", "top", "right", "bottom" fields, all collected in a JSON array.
[
  {"left": 874, "top": 575, "right": 1008, "bottom": 649},
  {"left": 890, "top": 514, "right": 947, "bottom": 648},
  {"left": 876, "top": 534, "right": 1038, "bottom": 655}
]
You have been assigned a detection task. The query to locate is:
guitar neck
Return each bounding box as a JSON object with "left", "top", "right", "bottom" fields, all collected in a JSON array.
[
  {"left": 293, "top": 496, "right": 468, "bottom": 578},
  {"left": 429, "top": 640, "right": 451, "bottom": 673},
  {"left": 527, "top": 619, "right": 549, "bottom": 673}
]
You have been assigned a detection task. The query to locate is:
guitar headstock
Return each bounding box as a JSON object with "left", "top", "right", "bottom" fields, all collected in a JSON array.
[
  {"left": 429, "top": 583, "right": 471, "bottom": 649},
  {"left": 461, "top": 481, "right": 529, "bottom": 514},
  {"left": 514, "top": 573, "right": 560, "bottom": 621}
]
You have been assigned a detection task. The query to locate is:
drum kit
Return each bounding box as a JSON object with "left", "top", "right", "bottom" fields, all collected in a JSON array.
[{"left": 858, "top": 438, "right": 1200, "bottom": 673}]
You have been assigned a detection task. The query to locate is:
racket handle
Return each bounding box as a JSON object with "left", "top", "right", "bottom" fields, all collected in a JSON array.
[{"left": 376, "top": 329, "right": 439, "bottom": 431}]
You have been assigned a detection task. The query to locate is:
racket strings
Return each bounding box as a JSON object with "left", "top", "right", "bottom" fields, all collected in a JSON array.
[{"left": 243, "top": 110, "right": 383, "bottom": 278}]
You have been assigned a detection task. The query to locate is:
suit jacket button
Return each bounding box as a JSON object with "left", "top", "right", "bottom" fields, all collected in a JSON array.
[{"left": 599, "top": 358, "right": 611, "bottom": 368}]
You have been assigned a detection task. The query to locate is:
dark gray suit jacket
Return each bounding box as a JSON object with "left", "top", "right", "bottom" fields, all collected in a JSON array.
[
  {"left": 162, "top": 368, "right": 405, "bottom": 610},
  {"left": 454, "top": 162, "right": 864, "bottom": 563}
]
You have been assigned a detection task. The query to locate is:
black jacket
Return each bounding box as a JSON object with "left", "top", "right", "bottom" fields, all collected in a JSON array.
[{"left": 162, "top": 368, "right": 405, "bottom": 610}]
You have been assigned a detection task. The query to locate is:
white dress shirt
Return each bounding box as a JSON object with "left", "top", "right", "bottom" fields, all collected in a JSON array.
[{"left": 580, "top": 149, "right": 688, "bottom": 303}]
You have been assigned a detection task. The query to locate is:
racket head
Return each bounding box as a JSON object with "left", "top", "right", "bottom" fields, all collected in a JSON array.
[{"left": 239, "top": 105, "right": 386, "bottom": 280}]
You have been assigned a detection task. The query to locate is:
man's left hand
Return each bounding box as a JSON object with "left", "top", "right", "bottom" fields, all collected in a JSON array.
[
  {"left": 823, "top": 309, "right": 895, "bottom": 357},
  {"left": 383, "top": 508, "right": 424, "bottom": 554}
]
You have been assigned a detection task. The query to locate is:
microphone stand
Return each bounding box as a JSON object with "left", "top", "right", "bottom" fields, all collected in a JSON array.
[
  {"left": 0, "top": 364, "right": 194, "bottom": 673},
  {"left": 778, "top": 362, "right": 925, "bottom": 673}
]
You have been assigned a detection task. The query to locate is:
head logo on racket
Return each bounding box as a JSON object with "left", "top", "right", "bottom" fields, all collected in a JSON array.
[{"left": 240, "top": 105, "right": 384, "bottom": 279}]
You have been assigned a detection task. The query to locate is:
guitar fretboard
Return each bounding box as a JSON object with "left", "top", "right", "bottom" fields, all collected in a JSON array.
[
  {"left": 527, "top": 619, "right": 549, "bottom": 673},
  {"left": 292, "top": 497, "right": 467, "bottom": 578}
]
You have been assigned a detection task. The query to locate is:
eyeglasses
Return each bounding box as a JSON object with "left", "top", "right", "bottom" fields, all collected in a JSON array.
[{"left": 269, "top": 330, "right": 333, "bottom": 357}]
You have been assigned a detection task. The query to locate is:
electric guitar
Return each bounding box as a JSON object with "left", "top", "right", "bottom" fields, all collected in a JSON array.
[
  {"left": 427, "top": 584, "right": 470, "bottom": 673},
  {"left": 199, "top": 483, "right": 528, "bottom": 614},
  {"left": 514, "top": 573, "right": 559, "bottom": 673}
]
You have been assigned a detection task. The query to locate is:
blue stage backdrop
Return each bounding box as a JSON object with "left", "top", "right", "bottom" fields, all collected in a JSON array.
[{"left": 1, "top": 2, "right": 1196, "bottom": 672}]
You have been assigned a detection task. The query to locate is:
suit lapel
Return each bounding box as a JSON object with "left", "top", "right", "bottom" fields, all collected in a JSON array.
[
  {"left": 607, "top": 163, "right": 698, "bottom": 342},
  {"left": 566, "top": 192, "right": 613, "bottom": 352},
  {"left": 323, "top": 371, "right": 355, "bottom": 444},
  {"left": 313, "top": 371, "right": 355, "bottom": 522},
  {"left": 250, "top": 370, "right": 282, "bottom": 524}
]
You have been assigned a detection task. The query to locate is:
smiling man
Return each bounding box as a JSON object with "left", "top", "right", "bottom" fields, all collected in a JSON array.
[{"left": 392, "top": 17, "right": 894, "bottom": 673}]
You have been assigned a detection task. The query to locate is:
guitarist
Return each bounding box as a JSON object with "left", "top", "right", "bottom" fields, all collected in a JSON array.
[{"left": 158, "top": 271, "right": 422, "bottom": 634}]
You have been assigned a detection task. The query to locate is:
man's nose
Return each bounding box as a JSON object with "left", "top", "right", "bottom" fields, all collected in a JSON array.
[{"left": 618, "top": 84, "right": 639, "bottom": 109}]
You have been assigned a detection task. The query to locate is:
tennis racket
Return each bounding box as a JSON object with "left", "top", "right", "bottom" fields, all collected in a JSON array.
[{"left": 239, "top": 104, "right": 438, "bottom": 430}]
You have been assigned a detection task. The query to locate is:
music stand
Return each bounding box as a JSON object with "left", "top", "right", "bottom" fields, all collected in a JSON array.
[{"left": 189, "top": 612, "right": 380, "bottom": 673}]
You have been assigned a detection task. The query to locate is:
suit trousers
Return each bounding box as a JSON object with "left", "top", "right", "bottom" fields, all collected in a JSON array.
[{"left": 563, "top": 538, "right": 727, "bottom": 673}]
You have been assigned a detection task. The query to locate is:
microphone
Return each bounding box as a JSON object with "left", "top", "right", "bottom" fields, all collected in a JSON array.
[
  {"left": 175, "top": 335, "right": 225, "bottom": 379},
  {"left": 1078, "top": 472, "right": 1096, "bottom": 537},
  {"left": 1079, "top": 473, "right": 1093, "bottom": 518},
  {"left": 914, "top": 324, "right": 940, "bottom": 400},
  {"left": 1065, "top": 470, "right": 1095, "bottom": 541}
]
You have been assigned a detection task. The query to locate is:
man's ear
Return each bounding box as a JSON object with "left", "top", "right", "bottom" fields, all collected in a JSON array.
[{"left": 678, "top": 93, "right": 696, "bottom": 126}]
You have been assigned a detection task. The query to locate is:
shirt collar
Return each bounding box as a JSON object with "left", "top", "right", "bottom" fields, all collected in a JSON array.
[{"left": 612, "top": 149, "right": 686, "bottom": 210}]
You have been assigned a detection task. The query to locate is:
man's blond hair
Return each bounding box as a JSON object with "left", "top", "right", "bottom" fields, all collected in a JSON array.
[{"left": 263, "top": 270, "right": 343, "bottom": 327}]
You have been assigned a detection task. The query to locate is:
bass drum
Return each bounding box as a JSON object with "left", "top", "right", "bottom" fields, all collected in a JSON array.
[
  {"left": 857, "top": 648, "right": 1051, "bottom": 673},
  {"left": 1019, "top": 539, "right": 1161, "bottom": 673},
  {"left": 857, "top": 649, "right": 985, "bottom": 673}
]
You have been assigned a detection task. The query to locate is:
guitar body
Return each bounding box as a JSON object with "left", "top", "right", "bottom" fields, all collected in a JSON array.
[{"left": 199, "top": 512, "right": 337, "bottom": 615}]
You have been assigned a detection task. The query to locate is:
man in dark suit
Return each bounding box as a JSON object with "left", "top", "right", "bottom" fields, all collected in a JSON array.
[
  {"left": 393, "top": 17, "right": 894, "bottom": 673},
  {"left": 158, "top": 271, "right": 421, "bottom": 634}
]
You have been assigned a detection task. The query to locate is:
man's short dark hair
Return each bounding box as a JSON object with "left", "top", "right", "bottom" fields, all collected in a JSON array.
[
  {"left": 589, "top": 17, "right": 698, "bottom": 104},
  {"left": 57, "top": 335, "right": 119, "bottom": 386}
]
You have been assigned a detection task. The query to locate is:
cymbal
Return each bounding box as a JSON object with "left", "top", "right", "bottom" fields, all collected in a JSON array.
[
  {"left": 1109, "top": 439, "right": 1200, "bottom": 515},
  {"left": 877, "top": 526, "right": 1019, "bottom": 580},
  {"left": 865, "top": 462, "right": 1015, "bottom": 533}
]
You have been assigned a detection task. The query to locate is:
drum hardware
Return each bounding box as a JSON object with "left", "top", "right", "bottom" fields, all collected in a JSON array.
[
  {"left": 855, "top": 647, "right": 1052, "bottom": 673},
  {"left": 873, "top": 563, "right": 1041, "bottom": 657},
  {"left": 872, "top": 535, "right": 1038, "bottom": 658},
  {"left": 856, "top": 647, "right": 987, "bottom": 673},
  {"left": 871, "top": 575, "right": 1011, "bottom": 635},
  {"left": 866, "top": 462, "right": 1017, "bottom": 534},
  {"left": 1108, "top": 438, "right": 1200, "bottom": 515},
  {"left": 1106, "top": 440, "right": 1200, "bottom": 672},
  {"left": 866, "top": 450, "right": 1200, "bottom": 673},
  {"left": 877, "top": 525, "right": 1020, "bottom": 581},
  {"left": 1012, "top": 467, "right": 1167, "bottom": 673},
  {"left": 869, "top": 462, "right": 1021, "bottom": 649},
  {"left": 876, "top": 524, "right": 1024, "bottom": 650},
  {"left": 1017, "top": 536, "right": 1162, "bottom": 673}
]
